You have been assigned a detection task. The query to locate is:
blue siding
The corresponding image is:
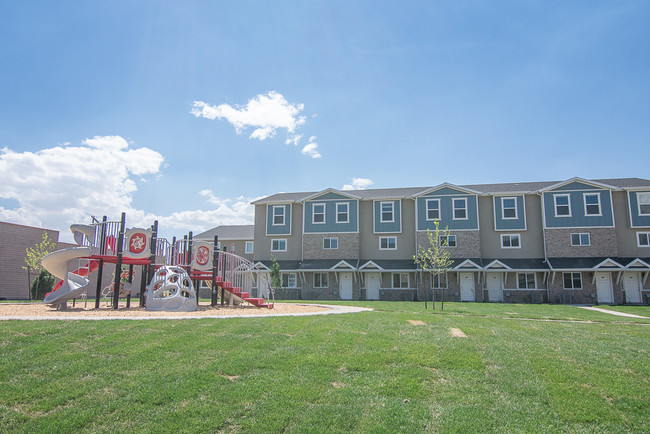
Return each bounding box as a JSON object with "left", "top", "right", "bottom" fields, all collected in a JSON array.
[
  {"left": 543, "top": 191, "right": 614, "bottom": 227},
  {"left": 266, "top": 204, "right": 291, "bottom": 235},
  {"left": 312, "top": 192, "right": 353, "bottom": 201},
  {"left": 494, "top": 196, "right": 526, "bottom": 230},
  {"left": 304, "top": 200, "right": 358, "bottom": 233},
  {"left": 629, "top": 191, "right": 650, "bottom": 227},
  {"left": 416, "top": 194, "right": 479, "bottom": 230},
  {"left": 374, "top": 200, "right": 401, "bottom": 233}
]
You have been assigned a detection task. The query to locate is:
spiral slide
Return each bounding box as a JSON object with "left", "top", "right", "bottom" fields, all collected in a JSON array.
[{"left": 42, "top": 247, "right": 95, "bottom": 306}]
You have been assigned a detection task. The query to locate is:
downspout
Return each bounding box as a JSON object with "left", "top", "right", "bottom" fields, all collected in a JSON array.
[{"left": 538, "top": 191, "right": 551, "bottom": 302}]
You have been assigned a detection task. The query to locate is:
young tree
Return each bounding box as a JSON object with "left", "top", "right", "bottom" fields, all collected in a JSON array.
[
  {"left": 269, "top": 255, "right": 283, "bottom": 299},
  {"left": 23, "top": 231, "right": 58, "bottom": 299},
  {"left": 23, "top": 231, "right": 57, "bottom": 274},
  {"left": 414, "top": 220, "right": 454, "bottom": 310}
]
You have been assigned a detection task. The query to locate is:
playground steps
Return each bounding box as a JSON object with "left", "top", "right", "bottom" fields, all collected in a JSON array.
[{"left": 214, "top": 280, "right": 273, "bottom": 309}]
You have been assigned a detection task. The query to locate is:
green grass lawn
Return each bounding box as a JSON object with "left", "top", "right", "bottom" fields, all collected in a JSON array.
[{"left": 1, "top": 302, "right": 649, "bottom": 433}]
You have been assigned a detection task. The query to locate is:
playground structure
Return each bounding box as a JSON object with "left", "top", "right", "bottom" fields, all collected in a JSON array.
[{"left": 41, "top": 213, "right": 274, "bottom": 311}]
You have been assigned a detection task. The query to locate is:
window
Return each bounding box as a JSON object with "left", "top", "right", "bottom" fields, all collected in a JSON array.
[
  {"left": 439, "top": 235, "right": 457, "bottom": 247},
  {"left": 453, "top": 198, "right": 467, "bottom": 220},
  {"left": 583, "top": 193, "right": 601, "bottom": 216},
  {"left": 392, "top": 273, "right": 409, "bottom": 289},
  {"left": 380, "top": 202, "right": 394, "bottom": 223},
  {"left": 272, "top": 206, "right": 285, "bottom": 225},
  {"left": 312, "top": 203, "right": 325, "bottom": 224},
  {"left": 501, "top": 197, "right": 518, "bottom": 219},
  {"left": 336, "top": 202, "right": 349, "bottom": 223},
  {"left": 554, "top": 194, "right": 571, "bottom": 217},
  {"left": 638, "top": 232, "right": 650, "bottom": 247},
  {"left": 571, "top": 233, "right": 590, "bottom": 246},
  {"left": 245, "top": 241, "right": 254, "bottom": 254},
  {"left": 314, "top": 273, "right": 328, "bottom": 288},
  {"left": 517, "top": 273, "right": 536, "bottom": 289},
  {"left": 379, "top": 236, "right": 397, "bottom": 250},
  {"left": 271, "top": 239, "right": 287, "bottom": 252},
  {"left": 563, "top": 272, "right": 582, "bottom": 289},
  {"left": 323, "top": 237, "right": 338, "bottom": 249},
  {"left": 282, "top": 273, "right": 297, "bottom": 288},
  {"left": 426, "top": 199, "right": 440, "bottom": 220},
  {"left": 501, "top": 234, "right": 521, "bottom": 248},
  {"left": 638, "top": 192, "right": 650, "bottom": 215},
  {"left": 431, "top": 273, "right": 447, "bottom": 289}
]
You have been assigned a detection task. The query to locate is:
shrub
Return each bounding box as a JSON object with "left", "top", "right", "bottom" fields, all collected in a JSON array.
[{"left": 31, "top": 269, "right": 56, "bottom": 300}]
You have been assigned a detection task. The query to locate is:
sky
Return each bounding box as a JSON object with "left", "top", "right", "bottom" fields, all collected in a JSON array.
[{"left": 1, "top": 1, "right": 649, "bottom": 242}]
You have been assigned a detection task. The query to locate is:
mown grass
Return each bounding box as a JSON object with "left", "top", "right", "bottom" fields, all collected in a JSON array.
[{"left": 1, "top": 302, "right": 649, "bottom": 432}]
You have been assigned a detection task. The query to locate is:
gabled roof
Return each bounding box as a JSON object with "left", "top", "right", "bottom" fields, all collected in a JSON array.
[
  {"left": 452, "top": 259, "right": 483, "bottom": 270},
  {"left": 538, "top": 177, "right": 617, "bottom": 193},
  {"left": 413, "top": 182, "right": 482, "bottom": 197},
  {"left": 194, "top": 225, "right": 254, "bottom": 241},
  {"left": 300, "top": 188, "right": 361, "bottom": 202},
  {"left": 359, "top": 259, "right": 417, "bottom": 271}
]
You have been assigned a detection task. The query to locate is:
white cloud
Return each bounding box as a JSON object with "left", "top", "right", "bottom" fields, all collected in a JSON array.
[
  {"left": 301, "top": 136, "right": 321, "bottom": 159},
  {"left": 285, "top": 134, "right": 303, "bottom": 146},
  {"left": 342, "top": 178, "right": 374, "bottom": 190},
  {"left": 0, "top": 136, "right": 259, "bottom": 243},
  {"left": 191, "top": 91, "right": 307, "bottom": 141}
]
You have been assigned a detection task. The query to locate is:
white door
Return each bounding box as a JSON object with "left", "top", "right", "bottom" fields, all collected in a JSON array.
[
  {"left": 486, "top": 273, "right": 503, "bottom": 302},
  {"left": 366, "top": 273, "right": 380, "bottom": 300},
  {"left": 459, "top": 272, "right": 476, "bottom": 301},
  {"left": 340, "top": 272, "right": 353, "bottom": 300},
  {"left": 623, "top": 272, "right": 642, "bottom": 304},
  {"left": 595, "top": 272, "right": 614, "bottom": 304}
]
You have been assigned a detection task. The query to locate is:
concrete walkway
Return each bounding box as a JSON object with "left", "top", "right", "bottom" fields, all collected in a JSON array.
[{"left": 577, "top": 306, "right": 649, "bottom": 319}]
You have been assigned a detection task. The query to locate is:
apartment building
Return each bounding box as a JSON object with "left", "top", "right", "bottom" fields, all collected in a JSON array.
[{"left": 250, "top": 177, "right": 650, "bottom": 305}]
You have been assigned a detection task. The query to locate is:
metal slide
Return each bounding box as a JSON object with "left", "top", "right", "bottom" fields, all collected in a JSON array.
[{"left": 42, "top": 247, "right": 93, "bottom": 306}]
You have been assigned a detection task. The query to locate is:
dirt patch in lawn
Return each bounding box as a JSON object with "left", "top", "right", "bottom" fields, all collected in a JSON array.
[{"left": 449, "top": 328, "right": 467, "bottom": 337}]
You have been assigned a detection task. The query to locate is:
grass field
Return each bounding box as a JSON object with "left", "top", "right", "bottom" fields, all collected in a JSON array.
[{"left": 1, "top": 302, "right": 649, "bottom": 433}]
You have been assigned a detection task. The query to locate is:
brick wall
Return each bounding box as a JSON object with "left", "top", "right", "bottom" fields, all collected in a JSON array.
[
  {"left": 0, "top": 222, "right": 61, "bottom": 299},
  {"left": 545, "top": 227, "right": 618, "bottom": 257}
]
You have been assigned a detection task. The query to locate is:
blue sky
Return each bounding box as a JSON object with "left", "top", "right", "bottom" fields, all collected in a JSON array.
[{"left": 1, "top": 1, "right": 649, "bottom": 241}]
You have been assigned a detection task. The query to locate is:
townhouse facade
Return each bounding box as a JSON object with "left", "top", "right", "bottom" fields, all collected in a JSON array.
[{"left": 248, "top": 177, "right": 650, "bottom": 305}]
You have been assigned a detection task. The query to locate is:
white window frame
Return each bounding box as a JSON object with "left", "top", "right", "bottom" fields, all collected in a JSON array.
[
  {"left": 245, "top": 241, "right": 254, "bottom": 254},
  {"left": 501, "top": 197, "right": 518, "bottom": 220},
  {"left": 638, "top": 192, "right": 650, "bottom": 216},
  {"left": 282, "top": 272, "right": 297, "bottom": 288},
  {"left": 272, "top": 205, "right": 285, "bottom": 226},
  {"left": 554, "top": 194, "right": 571, "bottom": 217},
  {"left": 271, "top": 239, "right": 287, "bottom": 252},
  {"left": 583, "top": 193, "right": 602, "bottom": 217},
  {"left": 570, "top": 233, "right": 591, "bottom": 246},
  {"left": 426, "top": 198, "right": 440, "bottom": 221},
  {"left": 563, "top": 272, "right": 582, "bottom": 290},
  {"left": 501, "top": 233, "right": 521, "bottom": 249},
  {"left": 380, "top": 201, "right": 395, "bottom": 223},
  {"left": 439, "top": 234, "right": 457, "bottom": 248},
  {"left": 312, "top": 203, "right": 326, "bottom": 224},
  {"left": 313, "top": 272, "right": 329, "bottom": 288},
  {"left": 431, "top": 272, "right": 448, "bottom": 289},
  {"left": 637, "top": 232, "right": 650, "bottom": 247},
  {"left": 452, "top": 198, "right": 468, "bottom": 220},
  {"left": 392, "top": 272, "right": 409, "bottom": 289},
  {"left": 323, "top": 237, "right": 338, "bottom": 249},
  {"left": 379, "top": 236, "right": 397, "bottom": 250},
  {"left": 336, "top": 202, "right": 349, "bottom": 224},
  {"left": 517, "top": 272, "right": 536, "bottom": 289}
]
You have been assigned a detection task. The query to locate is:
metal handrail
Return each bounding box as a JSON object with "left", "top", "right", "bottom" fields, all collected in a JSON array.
[{"left": 218, "top": 251, "right": 275, "bottom": 304}]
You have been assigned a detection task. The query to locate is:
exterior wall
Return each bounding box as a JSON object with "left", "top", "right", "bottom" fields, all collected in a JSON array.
[
  {"left": 480, "top": 195, "right": 545, "bottom": 259},
  {"left": 303, "top": 233, "right": 359, "bottom": 260},
  {"left": 542, "top": 186, "right": 615, "bottom": 228},
  {"left": 416, "top": 188, "right": 479, "bottom": 231},
  {"left": 614, "top": 191, "right": 650, "bottom": 257},
  {"left": 254, "top": 203, "right": 303, "bottom": 261},
  {"left": 416, "top": 271, "right": 485, "bottom": 303},
  {"left": 545, "top": 227, "right": 618, "bottom": 257},
  {"left": 417, "top": 229, "right": 481, "bottom": 259},
  {"left": 0, "top": 222, "right": 62, "bottom": 299},
  {"left": 547, "top": 271, "right": 624, "bottom": 305},
  {"left": 627, "top": 190, "right": 650, "bottom": 228},
  {"left": 303, "top": 194, "right": 358, "bottom": 234},
  {"left": 360, "top": 199, "right": 415, "bottom": 260}
]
